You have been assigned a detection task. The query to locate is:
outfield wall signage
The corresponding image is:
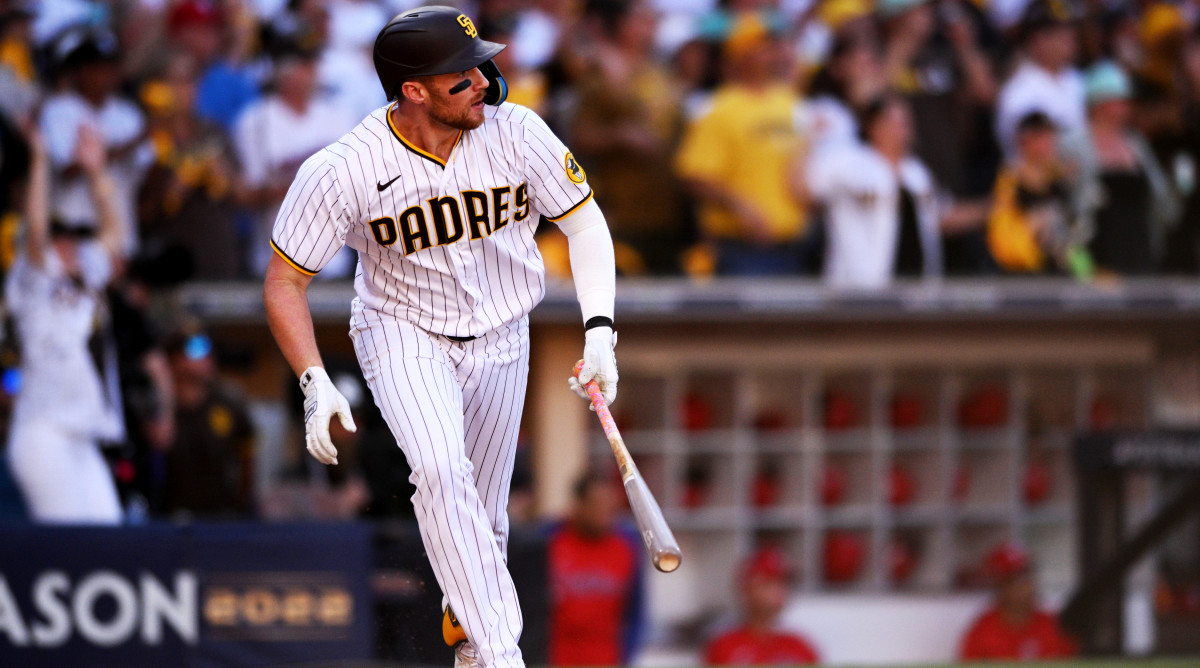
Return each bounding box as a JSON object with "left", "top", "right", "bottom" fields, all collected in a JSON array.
[
  {"left": 0, "top": 523, "right": 371, "bottom": 667},
  {"left": 1075, "top": 430, "right": 1200, "bottom": 471}
]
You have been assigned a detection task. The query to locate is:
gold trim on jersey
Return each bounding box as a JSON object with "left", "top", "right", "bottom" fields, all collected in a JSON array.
[
  {"left": 270, "top": 240, "right": 318, "bottom": 276},
  {"left": 544, "top": 190, "right": 594, "bottom": 222},
  {"left": 387, "top": 102, "right": 462, "bottom": 168}
]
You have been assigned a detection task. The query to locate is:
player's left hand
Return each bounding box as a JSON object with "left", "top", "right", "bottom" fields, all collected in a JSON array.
[
  {"left": 300, "top": 366, "right": 357, "bottom": 465},
  {"left": 570, "top": 327, "right": 618, "bottom": 407}
]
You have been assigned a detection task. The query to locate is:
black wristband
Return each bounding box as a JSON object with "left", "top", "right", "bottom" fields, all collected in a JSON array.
[{"left": 584, "top": 316, "right": 614, "bottom": 331}]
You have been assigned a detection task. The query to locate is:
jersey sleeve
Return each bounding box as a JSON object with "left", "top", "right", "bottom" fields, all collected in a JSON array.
[
  {"left": 958, "top": 614, "right": 992, "bottom": 660},
  {"left": 806, "top": 147, "right": 846, "bottom": 202},
  {"left": 520, "top": 111, "right": 593, "bottom": 222},
  {"left": 270, "top": 152, "right": 352, "bottom": 276},
  {"left": 78, "top": 241, "right": 114, "bottom": 291}
]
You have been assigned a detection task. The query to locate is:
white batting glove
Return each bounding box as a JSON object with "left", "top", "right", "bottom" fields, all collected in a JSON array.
[
  {"left": 299, "top": 366, "right": 357, "bottom": 465},
  {"left": 570, "top": 327, "right": 618, "bottom": 407}
]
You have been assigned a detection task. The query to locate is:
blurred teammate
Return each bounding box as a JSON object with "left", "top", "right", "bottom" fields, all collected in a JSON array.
[
  {"left": 960, "top": 543, "right": 1078, "bottom": 661},
  {"left": 546, "top": 471, "right": 644, "bottom": 666},
  {"left": 704, "top": 547, "right": 820, "bottom": 665}
]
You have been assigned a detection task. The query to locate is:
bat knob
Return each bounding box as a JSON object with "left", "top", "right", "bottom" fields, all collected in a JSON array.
[{"left": 572, "top": 359, "right": 585, "bottom": 379}]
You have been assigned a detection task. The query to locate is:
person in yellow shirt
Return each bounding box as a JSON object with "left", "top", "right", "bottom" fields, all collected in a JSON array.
[
  {"left": 987, "top": 111, "right": 1091, "bottom": 278},
  {"left": 675, "top": 13, "right": 811, "bottom": 276}
]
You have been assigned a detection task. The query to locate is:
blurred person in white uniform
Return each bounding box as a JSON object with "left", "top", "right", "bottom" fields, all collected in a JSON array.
[
  {"left": 995, "top": 0, "right": 1085, "bottom": 156},
  {"left": 5, "top": 126, "right": 126, "bottom": 524},
  {"left": 807, "top": 95, "right": 942, "bottom": 288},
  {"left": 234, "top": 37, "right": 356, "bottom": 278},
  {"left": 39, "top": 25, "right": 154, "bottom": 258}
]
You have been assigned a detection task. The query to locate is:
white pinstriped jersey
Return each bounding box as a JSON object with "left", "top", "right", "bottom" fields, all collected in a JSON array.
[{"left": 270, "top": 102, "right": 593, "bottom": 338}]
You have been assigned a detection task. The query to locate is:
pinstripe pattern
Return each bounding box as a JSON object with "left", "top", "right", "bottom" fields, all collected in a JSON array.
[
  {"left": 270, "top": 101, "right": 593, "bottom": 668},
  {"left": 351, "top": 309, "right": 528, "bottom": 668},
  {"left": 271, "top": 102, "right": 592, "bottom": 338}
]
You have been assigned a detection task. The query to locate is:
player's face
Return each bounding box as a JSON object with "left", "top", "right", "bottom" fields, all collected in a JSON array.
[
  {"left": 425, "top": 68, "right": 489, "bottom": 131},
  {"left": 743, "top": 574, "right": 788, "bottom": 619},
  {"left": 573, "top": 481, "right": 619, "bottom": 536},
  {"left": 999, "top": 573, "right": 1036, "bottom": 613}
]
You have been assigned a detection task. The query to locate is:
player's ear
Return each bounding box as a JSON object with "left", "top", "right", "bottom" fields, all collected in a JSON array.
[{"left": 399, "top": 79, "right": 429, "bottom": 105}]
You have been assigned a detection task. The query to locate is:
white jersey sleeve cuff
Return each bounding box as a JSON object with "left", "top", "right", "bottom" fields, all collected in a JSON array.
[{"left": 547, "top": 192, "right": 598, "bottom": 231}]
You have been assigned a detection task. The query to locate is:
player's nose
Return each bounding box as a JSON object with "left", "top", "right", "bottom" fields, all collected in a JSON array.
[{"left": 469, "top": 67, "right": 488, "bottom": 91}]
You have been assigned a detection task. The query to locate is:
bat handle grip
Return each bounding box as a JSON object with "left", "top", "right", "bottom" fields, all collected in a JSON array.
[{"left": 574, "top": 361, "right": 635, "bottom": 480}]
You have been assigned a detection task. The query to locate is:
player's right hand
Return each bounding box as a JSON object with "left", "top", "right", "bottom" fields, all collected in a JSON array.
[
  {"left": 570, "top": 327, "right": 618, "bottom": 407},
  {"left": 299, "top": 366, "right": 357, "bottom": 465}
]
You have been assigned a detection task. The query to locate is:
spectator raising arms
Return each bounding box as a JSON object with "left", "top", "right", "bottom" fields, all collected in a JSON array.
[{"left": 5, "top": 126, "right": 126, "bottom": 524}]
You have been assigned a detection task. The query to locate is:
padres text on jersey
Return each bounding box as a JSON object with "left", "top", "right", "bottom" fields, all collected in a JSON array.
[{"left": 270, "top": 102, "right": 592, "bottom": 339}]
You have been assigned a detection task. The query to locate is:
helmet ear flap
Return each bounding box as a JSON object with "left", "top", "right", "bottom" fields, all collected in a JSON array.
[{"left": 479, "top": 60, "right": 507, "bottom": 106}]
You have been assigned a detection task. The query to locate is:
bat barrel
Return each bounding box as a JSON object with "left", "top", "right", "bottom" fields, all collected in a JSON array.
[
  {"left": 625, "top": 476, "right": 682, "bottom": 573},
  {"left": 574, "top": 361, "right": 682, "bottom": 574}
]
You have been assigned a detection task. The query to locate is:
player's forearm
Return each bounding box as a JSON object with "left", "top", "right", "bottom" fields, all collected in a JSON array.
[
  {"left": 263, "top": 254, "right": 325, "bottom": 377},
  {"left": 557, "top": 200, "right": 615, "bottom": 322},
  {"left": 142, "top": 349, "right": 175, "bottom": 418},
  {"left": 23, "top": 134, "right": 50, "bottom": 263},
  {"left": 682, "top": 177, "right": 751, "bottom": 215},
  {"left": 87, "top": 170, "right": 124, "bottom": 257}
]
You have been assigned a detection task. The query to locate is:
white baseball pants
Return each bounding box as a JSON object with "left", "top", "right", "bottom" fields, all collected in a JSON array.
[{"left": 352, "top": 310, "right": 527, "bottom": 668}]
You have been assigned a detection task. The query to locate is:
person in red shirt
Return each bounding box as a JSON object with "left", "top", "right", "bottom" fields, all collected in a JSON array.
[
  {"left": 704, "top": 547, "right": 820, "bottom": 665},
  {"left": 960, "top": 542, "right": 1078, "bottom": 661},
  {"left": 546, "top": 471, "right": 644, "bottom": 666}
]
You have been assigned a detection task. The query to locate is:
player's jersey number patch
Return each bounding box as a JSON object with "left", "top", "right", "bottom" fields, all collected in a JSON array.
[{"left": 565, "top": 153, "right": 586, "bottom": 184}]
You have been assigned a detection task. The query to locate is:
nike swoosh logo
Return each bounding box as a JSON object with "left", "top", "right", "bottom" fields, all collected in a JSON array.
[{"left": 377, "top": 174, "right": 401, "bottom": 191}]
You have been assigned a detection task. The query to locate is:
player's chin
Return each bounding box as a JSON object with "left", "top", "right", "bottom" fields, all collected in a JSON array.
[{"left": 456, "top": 109, "right": 485, "bottom": 130}]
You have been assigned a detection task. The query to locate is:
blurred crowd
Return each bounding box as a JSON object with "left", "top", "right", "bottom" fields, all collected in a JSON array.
[
  {"left": 0, "top": 2, "right": 1188, "bottom": 663},
  {"left": 0, "top": 0, "right": 1189, "bottom": 288},
  {"left": 527, "top": 0, "right": 1200, "bottom": 285}
]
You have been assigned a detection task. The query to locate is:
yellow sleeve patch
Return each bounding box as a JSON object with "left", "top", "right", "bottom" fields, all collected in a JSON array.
[{"left": 565, "top": 152, "right": 587, "bottom": 184}]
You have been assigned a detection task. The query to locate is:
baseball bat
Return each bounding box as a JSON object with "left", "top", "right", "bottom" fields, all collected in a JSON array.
[{"left": 573, "top": 361, "right": 682, "bottom": 573}]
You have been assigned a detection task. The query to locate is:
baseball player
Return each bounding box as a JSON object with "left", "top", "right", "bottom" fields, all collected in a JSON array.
[
  {"left": 262, "top": 7, "right": 618, "bottom": 668},
  {"left": 6, "top": 127, "right": 126, "bottom": 523}
]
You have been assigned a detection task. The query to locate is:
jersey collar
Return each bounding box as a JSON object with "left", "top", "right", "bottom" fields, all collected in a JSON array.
[{"left": 387, "top": 102, "right": 462, "bottom": 169}]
